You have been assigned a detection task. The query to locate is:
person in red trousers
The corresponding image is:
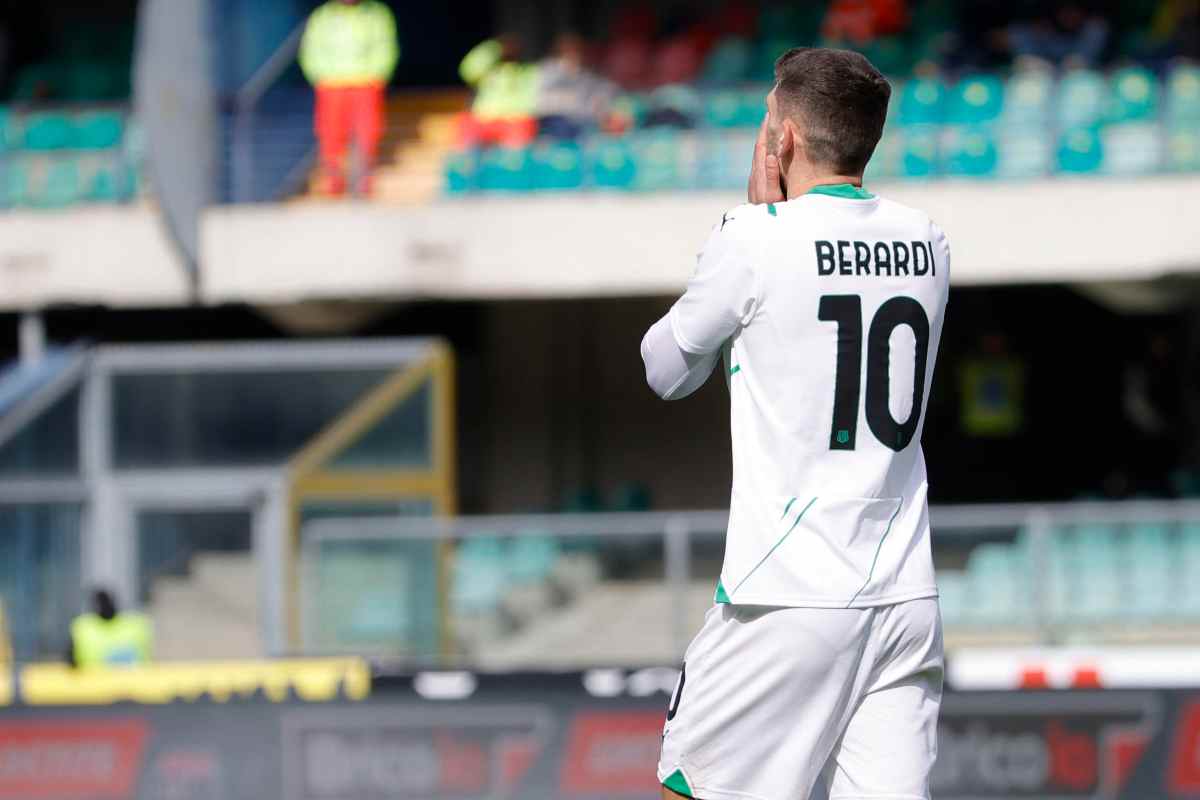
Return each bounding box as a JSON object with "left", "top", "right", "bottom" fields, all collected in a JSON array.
[{"left": 299, "top": 0, "right": 399, "bottom": 196}]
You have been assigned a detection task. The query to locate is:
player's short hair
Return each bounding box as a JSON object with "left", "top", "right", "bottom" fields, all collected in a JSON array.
[{"left": 773, "top": 47, "right": 891, "bottom": 176}]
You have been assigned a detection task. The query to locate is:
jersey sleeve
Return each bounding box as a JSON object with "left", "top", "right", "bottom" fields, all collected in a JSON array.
[
  {"left": 930, "top": 220, "right": 951, "bottom": 283},
  {"left": 668, "top": 213, "right": 760, "bottom": 355}
]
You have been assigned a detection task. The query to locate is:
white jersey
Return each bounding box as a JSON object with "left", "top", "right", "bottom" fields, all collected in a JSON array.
[{"left": 669, "top": 184, "right": 950, "bottom": 607}]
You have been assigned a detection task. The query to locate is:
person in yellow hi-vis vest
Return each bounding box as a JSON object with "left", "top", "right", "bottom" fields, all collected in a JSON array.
[
  {"left": 69, "top": 589, "right": 152, "bottom": 668},
  {"left": 457, "top": 34, "right": 540, "bottom": 147},
  {"left": 299, "top": 0, "right": 399, "bottom": 196}
]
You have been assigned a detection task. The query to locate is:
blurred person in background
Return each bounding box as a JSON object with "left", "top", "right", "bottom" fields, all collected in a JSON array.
[
  {"left": 299, "top": 0, "right": 399, "bottom": 197},
  {"left": 1008, "top": 2, "right": 1111, "bottom": 68},
  {"left": 68, "top": 588, "right": 152, "bottom": 668},
  {"left": 458, "top": 33, "right": 539, "bottom": 148},
  {"left": 535, "top": 33, "right": 617, "bottom": 140}
]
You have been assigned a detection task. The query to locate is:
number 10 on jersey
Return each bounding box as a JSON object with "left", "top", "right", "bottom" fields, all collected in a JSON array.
[{"left": 818, "top": 295, "right": 931, "bottom": 453}]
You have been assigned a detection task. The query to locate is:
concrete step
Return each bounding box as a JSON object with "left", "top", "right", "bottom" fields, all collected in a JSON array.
[{"left": 190, "top": 552, "right": 257, "bottom": 619}]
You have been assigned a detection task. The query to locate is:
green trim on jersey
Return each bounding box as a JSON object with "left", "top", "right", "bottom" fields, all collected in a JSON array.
[
  {"left": 729, "top": 364, "right": 741, "bottom": 376},
  {"left": 807, "top": 183, "right": 874, "bottom": 200},
  {"left": 664, "top": 769, "right": 694, "bottom": 797},
  {"left": 845, "top": 499, "right": 903, "bottom": 607},
  {"left": 766, "top": 202, "right": 777, "bottom": 216},
  {"left": 729, "top": 496, "right": 817, "bottom": 597},
  {"left": 780, "top": 496, "right": 797, "bottom": 520},
  {"left": 714, "top": 579, "right": 731, "bottom": 604}
]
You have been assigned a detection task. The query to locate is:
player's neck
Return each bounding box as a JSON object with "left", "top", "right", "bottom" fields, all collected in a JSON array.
[{"left": 784, "top": 170, "right": 865, "bottom": 201}]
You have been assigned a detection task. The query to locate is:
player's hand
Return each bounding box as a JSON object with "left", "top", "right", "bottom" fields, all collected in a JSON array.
[{"left": 748, "top": 115, "right": 785, "bottom": 205}]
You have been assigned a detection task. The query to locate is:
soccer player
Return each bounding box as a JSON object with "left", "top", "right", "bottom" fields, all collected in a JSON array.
[{"left": 642, "top": 48, "right": 950, "bottom": 800}]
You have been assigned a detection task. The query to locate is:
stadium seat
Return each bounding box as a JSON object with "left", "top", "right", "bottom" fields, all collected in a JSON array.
[
  {"left": 1108, "top": 66, "right": 1160, "bottom": 123},
  {"left": 23, "top": 113, "right": 75, "bottom": 150},
  {"left": 1180, "top": 524, "right": 1200, "bottom": 614},
  {"left": 864, "top": 130, "right": 903, "bottom": 180},
  {"left": 1124, "top": 523, "right": 1174, "bottom": 620},
  {"left": 476, "top": 146, "right": 533, "bottom": 192},
  {"left": 631, "top": 131, "right": 684, "bottom": 191},
  {"left": 947, "top": 74, "right": 1005, "bottom": 125},
  {"left": 1057, "top": 126, "right": 1104, "bottom": 173},
  {"left": 531, "top": 140, "right": 584, "bottom": 190},
  {"left": 753, "top": 39, "right": 797, "bottom": 83},
  {"left": 941, "top": 125, "right": 998, "bottom": 177},
  {"left": 965, "top": 542, "right": 1032, "bottom": 622},
  {"left": 699, "top": 37, "right": 752, "bottom": 85},
  {"left": 935, "top": 571, "right": 971, "bottom": 626},
  {"left": 451, "top": 536, "right": 509, "bottom": 614},
  {"left": 1057, "top": 68, "right": 1107, "bottom": 128},
  {"left": 443, "top": 149, "right": 477, "bottom": 194},
  {"left": 1067, "top": 524, "right": 1123, "bottom": 623},
  {"left": 1167, "top": 124, "right": 1200, "bottom": 172},
  {"left": 704, "top": 90, "right": 747, "bottom": 128},
  {"left": 995, "top": 125, "right": 1052, "bottom": 179},
  {"left": 1, "top": 158, "right": 30, "bottom": 207},
  {"left": 0, "top": 108, "right": 13, "bottom": 151},
  {"left": 898, "top": 76, "right": 947, "bottom": 125},
  {"left": 75, "top": 111, "right": 124, "bottom": 150},
  {"left": 588, "top": 136, "right": 637, "bottom": 190},
  {"left": 899, "top": 124, "right": 940, "bottom": 178},
  {"left": 36, "top": 156, "right": 82, "bottom": 207},
  {"left": 1003, "top": 69, "right": 1054, "bottom": 124},
  {"left": 508, "top": 534, "right": 560, "bottom": 584},
  {"left": 1101, "top": 122, "right": 1163, "bottom": 175},
  {"left": 1166, "top": 63, "right": 1200, "bottom": 122},
  {"left": 698, "top": 130, "right": 756, "bottom": 190}
]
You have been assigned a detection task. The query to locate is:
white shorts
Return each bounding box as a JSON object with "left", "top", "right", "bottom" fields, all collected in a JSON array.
[{"left": 658, "top": 598, "right": 943, "bottom": 800}]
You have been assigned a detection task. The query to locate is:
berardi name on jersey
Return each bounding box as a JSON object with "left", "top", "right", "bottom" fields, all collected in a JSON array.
[{"left": 815, "top": 239, "right": 938, "bottom": 278}]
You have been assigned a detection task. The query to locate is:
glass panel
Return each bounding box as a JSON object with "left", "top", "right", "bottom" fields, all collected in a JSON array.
[
  {"left": 328, "top": 382, "right": 433, "bottom": 470},
  {"left": 0, "top": 504, "right": 82, "bottom": 660},
  {"left": 137, "top": 510, "right": 253, "bottom": 604},
  {"left": 0, "top": 386, "right": 80, "bottom": 476},
  {"left": 112, "top": 369, "right": 388, "bottom": 468}
]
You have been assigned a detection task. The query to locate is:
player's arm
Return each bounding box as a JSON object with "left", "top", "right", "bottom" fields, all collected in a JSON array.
[{"left": 640, "top": 215, "right": 758, "bottom": 400}]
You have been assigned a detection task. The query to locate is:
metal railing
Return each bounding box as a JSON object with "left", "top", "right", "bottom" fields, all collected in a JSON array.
[{"left": 301, "top": 500, "right": 1200, "bottom": 666}]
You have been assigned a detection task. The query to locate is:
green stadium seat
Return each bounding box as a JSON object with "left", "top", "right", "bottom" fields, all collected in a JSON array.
[
  {"left": 2, "top": 158, "right": 30, "bottom": 207},
  {"left": 443, "top": 150, "right": 476, "bottom": 194},
  {"left": 451, "top": 537, "right": 509, "bottom": 614},
  {"left": 1167, "top": 63, "right": 1200, "bottom": 122},
  {"left": 36, "top": 156, "right": 81, "bottom": 208},
  {"left": 1003, "top": 69, "right": 1053, "bottom": 124},
  {"left": 1181, "top": 524, "right": 1200, "bottom": 615},
  {"left": 1057, "top": 69, "right": 1107, "bottom": 128},
  {"left": 588, "top": 136, "right": 637, "bottom": 190},
  {"left": 704, "top": 90, "right": 747, "bottom": 128},
  {"left": 966, "top": 543, "right": 1032, "bottom": 622},
  {"left": 0, "top": 108, "right": 13, "bottom": 151},
  {"left": 700, "top": 38, "right": 752, "bottom": 85},
  {"left": 858, "top": 36, "right": 915, "bottom": 78},
  {"left": 476, "top": 146, "right": 533, "bottom": 192},
  {"left": 1068, "top": 524, "right": 1122, "bottom": 623},
  {"left": 1057, "top": 126, "right": 1104, "bottom": 173},
  {"left": 23, "top": 113, "right": 75, "bottom": 150},
  {"left": 936, "top": 571, "right": 970, "bottom": 626},
  {"left": 865, "top": 129, "right": 903, "bottom": 180},
  {"left": 75, "top": 111, "right": 124, "bottom": 150},
  {"left": 698, "top": 130, "right": 755, "bottom": 190},
  {"left": 632, "top": 131, "right": 684, "bottom": 191},
  {"left": 1045, "top": 529, "right": 1077, "bottom": 622},
  {"left": 753, "top": 39, "right": 798, "bottom": 83},
  {"left": 87, "top": 159, "right": 135, "bottom": 203},
  {"left": 1108, "top": 66, "right": 1160, "bottom": 123},
  {"left": 898, "top": 76, "right": 947, "bottom": 125},
  {"left": 941, "top": 125, "right": 998, "bottom": 177},
  {"left": 1167, "top": 124, "right": 1200, "bottom": 172},
  {"left": 1101, "top": 122, "right": 1163, "bottom": 175},
  {"left": 995, "top": 125, "right": 1052, "bottom": 179},
  {"left": 531, "top": 140, "right": 584, "bottom": 190},
  {"left": 948, "top": 74, "right": 1004, "bottom": 124}
]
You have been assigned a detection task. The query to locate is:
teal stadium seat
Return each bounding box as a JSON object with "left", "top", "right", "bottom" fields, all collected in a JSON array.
[
  {"left": 531, "top": 140, "right": 584, "bottom": 190},
  {"left": 1057, "top": 69, "right": 1107, "bottom": 128},
  {"left": 935, "top": 571, "right": 970, "bottom": 626},
  {"left": 753, "top": 39, "right": 797, "bottom": 83},
  {"left": 1179, "top": 524, "right": 1200, "bottom": 615},
  {"left": 75, "top": 111, "right": 124, "bottom": 150},
  {"left": 36, "top": 156, "right": 81, "bottom": 208},
  {"left": 2, "top": 158, "right": 30, "bottom": 207},
  {"left": 1057, "top": 126, "right": 1104, "bottom": 173},
  {"left": 1002, "top": 69, "right": 1054, "bottom": 124},
  {"left": 941, "top": 125, "right": 998, "bottom": 177},
  {"left": 899, "top": 124, "right": 940, "bottom": 178},
  {"left": 865, "top": 130, "right": 903, "bottom": 180},
  {"left": 1108, "top": 66, "right": 1159, "bottom": 123},
  {"left": 898, "top": 76, "right": 947, "bottom": 125},
  {"left": 948, "top": 74, "right": 1004, "bottom": 125},
  {"left": 700, "top": 38, "right": 752, "bottom": 85},
  {"left": 0, "top": 108, "right": 13, "bottom": 151},
  {"left": 476, "top": 146, "right": 533, "bottom": 192},
  {"left": 632, "top": 131, "right": 685, "bottom": 191},
  {"left": 508, "top": 534, "right": 560, "bottom": 584},
  {"left": 1067, "top": 524, "right": 1123, "bottom": 623},
  {"left": 1045, "top": 529, "right": 1077, "bottom": 622},
  {"left": 704, "top": 90, "right": 747, "bottom": 128},
  {"left": 1166, "top": 63, "right": 1200, "bottom": 122},
  {"left": 1167, "top": 124, "right": 1200, "bottom": 172},
  {"left": 698, "top": 130, "right": 756, "bottom": 190},
  {"left": 995, "top": 125, "right": 1052, "bottom": 179},
  {"left": 1101, "top": 122, "right": 1162, "bottom": 175},
  {"left": 443, "top": 149, "right": 477, "bottom": 194},
  {"left": 451, "top": 537, "right": 509, "bottom": 614},
  {"left": 588, "top": 136, "right": 637, "bottom": 189},
  {"left": 1124, "top": 524, "right": 1174, "bottom": 620},
  {"left": 966, "top": 543, "right": 1032, "bottom": 622},
  {"left": 23, "top": 113, "right": 75, "bottom": 150}
]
